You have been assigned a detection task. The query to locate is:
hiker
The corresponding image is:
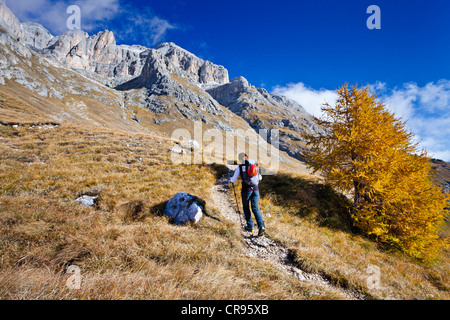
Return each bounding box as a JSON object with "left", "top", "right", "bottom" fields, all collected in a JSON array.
[{"left": 229, "top": 153, "right": 265, "bottom": 237}]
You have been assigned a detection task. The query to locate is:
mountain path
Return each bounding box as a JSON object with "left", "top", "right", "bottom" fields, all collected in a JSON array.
[{"left": 210, "top": 177, "right": 364, "bottom": 300}]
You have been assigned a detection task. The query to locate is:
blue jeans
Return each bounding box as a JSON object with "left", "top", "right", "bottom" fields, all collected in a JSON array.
[{"left": 241, "top": 190, "right": 265, "bottom": 230}]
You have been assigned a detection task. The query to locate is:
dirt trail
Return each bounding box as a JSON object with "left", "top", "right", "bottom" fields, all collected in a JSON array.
[{"left": 210, "top": 177, "right": 365, "bottom": 300}]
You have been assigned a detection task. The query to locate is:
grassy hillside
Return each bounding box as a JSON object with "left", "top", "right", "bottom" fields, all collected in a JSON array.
[
  {"left": 0, "top": 122, "right": 333, "bottom": 299},
  {"left": 0, "top": 122, "right": 448, "bottom": 299}
]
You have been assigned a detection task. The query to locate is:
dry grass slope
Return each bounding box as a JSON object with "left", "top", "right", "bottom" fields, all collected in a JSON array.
[
  {"left": 0, "top": 121, "right": 448, "bottom": 300},
  {"left": 0, "top": 123, "right": 326, "bottom": 299}
]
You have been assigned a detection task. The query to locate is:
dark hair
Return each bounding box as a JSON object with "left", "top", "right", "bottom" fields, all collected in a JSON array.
[{"left": 238, "top": 153, "right": 248, "bottom": 161}]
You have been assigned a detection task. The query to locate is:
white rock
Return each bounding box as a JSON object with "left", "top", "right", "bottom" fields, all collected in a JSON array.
[
  {"left": 187, "top": 140, "right": 200, "bottom": 148},
  {"left": 76, "top": 195, "right": 98, "bottom": 207},
  {"left": 169, "top": 147, "right": 186, "bottom": 154},
  {"left": 291, "top": 267, "right": 307, "bottom": 281},
  {"left": 164, "top": 192, "right": 203, "bottom": 225}
]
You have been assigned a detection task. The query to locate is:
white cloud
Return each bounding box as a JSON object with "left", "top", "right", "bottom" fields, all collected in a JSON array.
[
  {"left": 6, "top": 0, "right": 175, "bottom": 45},
  {"left": 368, "top": 81, "right": 387, "bottom": 93},
  {"left": 382, "top": 84, "right": 418, "bottom": 120},
  {"left": 273, "top": 80, "right": 450, "bottom": 161},
  {"left": 272, "top": 82, "right": 338, "bottom": 118},
  {"left": 369, "top": 80, "right": 450, "bottom": 161},
  {"left": 76, "top": 0, "right": 120, "bottom": 31},
  {"left": 6, "top": 0, "right": 119, "bottom": 34}
]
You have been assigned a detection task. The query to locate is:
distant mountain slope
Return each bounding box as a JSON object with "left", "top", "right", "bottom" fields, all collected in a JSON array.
[
  {"left": 431, "top": 159, "right": 450, "bottom": 194},
  {"left": 207, "top": 77, "right": 325, "bottom": 160}
]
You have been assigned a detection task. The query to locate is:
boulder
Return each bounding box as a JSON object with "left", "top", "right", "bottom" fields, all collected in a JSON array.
[
  {"left": 164, "top": 192, "right": 203, "bottom": 225},
  {"left": 169, "top": 147, "right": 186, "bottom": 154},
  {"left": 76, "top": 195, "right": 98, "bottom": 207},
  {"left": 76, "top": 189, "right": 101, "bottom": 207}
]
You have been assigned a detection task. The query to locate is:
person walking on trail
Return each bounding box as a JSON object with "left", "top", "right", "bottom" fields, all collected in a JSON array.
[{"left": 229, "top": 153, "right": 265, "bottom": 237}]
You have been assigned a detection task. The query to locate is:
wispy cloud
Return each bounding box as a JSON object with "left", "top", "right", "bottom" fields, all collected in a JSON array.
[
  {"left": 119, "top": 7, "right": 176, "bottom": 46},
  {"left": 272, "top": 82, "right": 338, "bottom": 118},
  {"left": 6, "top": 0, "right": 176, "bottom": 46},
  {"left": 6, "top": 0, "right": 119, "bottom": 34},
  {"left": 273, "top": 80, "right": 450, "bottom": 161},
  {"left": 379, "top": 80, "right": 450, "bottom": 161}
]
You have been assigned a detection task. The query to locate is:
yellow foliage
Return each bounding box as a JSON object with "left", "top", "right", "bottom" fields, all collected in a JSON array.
[{"left": 303, "top": 84, "right": 449, "bottom": 260}]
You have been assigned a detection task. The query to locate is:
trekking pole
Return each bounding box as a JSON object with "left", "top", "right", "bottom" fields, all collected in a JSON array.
[{"left": 231, "top": 182, "right": 244, "bottom": 228}]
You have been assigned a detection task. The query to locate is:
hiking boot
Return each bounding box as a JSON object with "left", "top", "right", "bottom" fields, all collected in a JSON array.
[
  {"left": 258, "top": 227, "right": 265, "bottom": 237},
  {"left": 244, "top": 226, "right": 253, "bottom": 232}
]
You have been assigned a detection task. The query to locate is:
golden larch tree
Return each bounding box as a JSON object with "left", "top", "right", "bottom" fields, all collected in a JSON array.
[{"left": 303, "top": 84, "right": 449, "bottom": 259}]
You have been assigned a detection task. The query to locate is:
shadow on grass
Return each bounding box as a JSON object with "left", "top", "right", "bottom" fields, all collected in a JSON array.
[
  {"left": 207, "top": 163, "right": 355, "bottom": 233},
  {"left": 118, "top": 200, "right": 147, "bottom": 222},
  {"left": 208, "top": 163, "right": 231, "bottom": 180},
  {"left": 149, "top": 196, "right": 222, "bottom": 225},
  {"left": 149, "top": 200, "right": 168, "bottom": 217},
  {"left": 259, "top": 173, "right": 354, "bottom": 233}
]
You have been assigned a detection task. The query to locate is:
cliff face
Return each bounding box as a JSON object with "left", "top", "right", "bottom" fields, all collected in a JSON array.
[
  {"left": 116, "top": 44, "right": 226, "bottom": 120},
  {"left": 28, "top": 26, "right": 230, "bottom": 90},
  {"left": 42, "top": 29, "right": 149, "bottom": 87},
  {"left": 20, "top": 22, "right": 54, "bottom": 49},
  {"left": 154, "top": 42, "right": 229, "bottom": 86}
]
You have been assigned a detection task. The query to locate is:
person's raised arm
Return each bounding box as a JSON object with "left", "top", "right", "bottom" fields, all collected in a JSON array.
[{"left": 229, "top": 166, "right": 240, "bottom": 184}]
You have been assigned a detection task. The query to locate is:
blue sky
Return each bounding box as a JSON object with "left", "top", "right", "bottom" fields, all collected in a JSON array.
[{"left": 6, "top": 0, "right": 450, "bottom": 160}]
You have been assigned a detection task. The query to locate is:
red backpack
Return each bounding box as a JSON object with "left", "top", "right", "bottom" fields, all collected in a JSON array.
[
  {"left": 247, "top": 163, "right": 259, "bottom": 177},
  {"left": 240, "top": 161, "right": 259, "bottom": 187}
]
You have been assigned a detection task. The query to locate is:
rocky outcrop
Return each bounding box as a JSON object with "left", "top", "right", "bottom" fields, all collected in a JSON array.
[
  {"left": 0, "top": 5, "right": 53, "bottom": 50},
  {"left": 207, "top": 76, "right": 250, "bottom": 113},
  {"left": 117, "top": 48, "right": 225, "bottom": 117},
  {"left": 43, "top": 29, "right": 150, "bottom": 87},
  {"left": 207, "top": 76, "right": 309, "bottom": 116},
  {"left": 0, "top": 1, "right": 24, "bottom": 39},
  {"left": 21, "top": 22, "right": 54, "bottom": 50},
  {"left": 155, "top": 42, "right": 229, "bottom": 86}
]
